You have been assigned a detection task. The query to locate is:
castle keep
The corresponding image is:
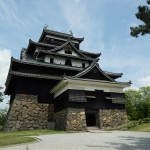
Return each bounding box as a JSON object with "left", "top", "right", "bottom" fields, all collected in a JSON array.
[{"left": 3, "top": 29, "right": 131, "bottom": 131}]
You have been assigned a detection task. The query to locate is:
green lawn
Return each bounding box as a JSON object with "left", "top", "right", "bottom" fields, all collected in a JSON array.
[
  {"left": 0, "top": 126, "right": 65, "bottom": 147},
  {"left": 128, "top": 123, "right": 150, "bottom": 132}
]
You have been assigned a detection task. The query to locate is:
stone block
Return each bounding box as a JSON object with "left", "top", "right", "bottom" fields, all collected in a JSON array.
[{"left": 16, "top": 123, "right": 21, "bottom": 129}]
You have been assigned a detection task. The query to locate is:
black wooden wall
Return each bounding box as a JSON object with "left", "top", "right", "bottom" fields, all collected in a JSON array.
[
  {"left": 16, "top": 77, "right": 58, "bottom": 104},
  {"left": 54, "top": 89, "right": 125, "bottom": 113},
  {"left": 17, "top": 65, "right": 78, "bottom": 76}
]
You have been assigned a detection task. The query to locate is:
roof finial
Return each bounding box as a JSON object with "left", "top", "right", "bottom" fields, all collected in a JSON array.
[
  {"left": 69, "top": 30, "right": 73, "bottom": 37},
  {"left": 44, "top": 24, "right": 48, "bottom": 29}
]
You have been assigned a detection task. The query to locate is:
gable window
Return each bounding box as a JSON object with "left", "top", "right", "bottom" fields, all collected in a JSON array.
[
  {"left": 50, "top": 58, "right": 54, "bottom": 63},
  {"left": 65, "top": 50, "right": 72, "bottom": 54},
  {"left": 65, "top": 45, "right": 72, "bottom": 54},
  {"left": 82, "top": 63, "right": 85, "bottom": 68},
  {"left": 65, "top": 59, "right": 72, "bottom": 66}
]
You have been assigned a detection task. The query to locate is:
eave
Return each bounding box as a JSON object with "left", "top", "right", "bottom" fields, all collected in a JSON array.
[
  {"left": 38, "top": 29, "right": 84, "bottom": 43},
  {"left": 37, "top": 49, "right": 97, "bottom": 62},
  {"left": 26, "top": 39, "right": 57, "bottom": 54},
  {"left": 50, "top": 76, "right": 131, "bottom": 98},
  {"left": 5, "top": 70, "right": 62, "bottom": 94},
  {"left": 79, "top": 49, "right": 101, "bottom": 58},
  {"left": 104, "top": 71, "right": 123, "bottom": 77},
  {"left": 11, "top": 57, "right": 84, "bottom": 71}
]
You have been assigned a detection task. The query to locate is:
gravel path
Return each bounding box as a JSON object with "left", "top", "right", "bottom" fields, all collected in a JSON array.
[{"left": 0, "top": 131, "right": 150, "bottom": 150}]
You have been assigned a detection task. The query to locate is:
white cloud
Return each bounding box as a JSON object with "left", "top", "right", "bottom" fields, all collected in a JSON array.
[
  {"left": 138, "top": 76, "right": 150, "bottom": 87},
  {"left": 124, "top": 85, "right": 139, "bottom": 91},
  {"left": 0, "top": 48, "right": 11, "bottom": 86},
  {"left": 0, "top": 48, "right": 11, "bottom": 108}
]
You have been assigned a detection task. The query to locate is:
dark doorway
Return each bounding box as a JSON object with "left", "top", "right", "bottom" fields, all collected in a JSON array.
[{"left": 86, "top": 114, "right": 96, "bottom": 126}]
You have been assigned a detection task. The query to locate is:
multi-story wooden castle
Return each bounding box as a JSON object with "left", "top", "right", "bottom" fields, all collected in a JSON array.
[{"left": 3, "top": 28, "right": 131, "bottom": 131}]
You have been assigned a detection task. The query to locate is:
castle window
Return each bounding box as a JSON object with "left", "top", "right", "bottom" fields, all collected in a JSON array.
[
  {"left": 65, "top": 50, "right": 72, "bottom": 54},
  {"left": 65, "top": 59, "right": 72, "bottom": 66},
  {"left": 65, "top": 46, "right": 72, "bottom": 54},
  {"left": 82, "top": 63, "right": 85, "bottom": 68},
  {"left": 50, "top": 58, "right": 54, "bottom": 63}
]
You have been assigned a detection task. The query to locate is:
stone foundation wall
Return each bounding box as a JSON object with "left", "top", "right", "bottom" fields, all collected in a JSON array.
[
  {"left": 66, "top": 108, "right": 87, "bottom": 131},
  {"left": 54, "top": 108, "right": 87, "bottom": 131},
  {"left": 99, "top": 109, "right": 129, "bottom": 129},
  {"left": 3, "top": 94, "right": 49, "bottom": 132},
  {"left": 54, "top": 109, "right": 67, "bottom": 130},
  {"left": 48, "top": 104, "right": 54, "bottom": 122}
]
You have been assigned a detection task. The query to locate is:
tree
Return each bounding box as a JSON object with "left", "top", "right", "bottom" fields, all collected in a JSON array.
[
  {"left": 130, "top": 0, "right": 150, "bottom": 37},
  {"left": 0, "top": 108, "right": 7, "bottom": 126},
  {"left": 0, "top": 86, "right": 3, "bottom": 103},
  {"left": 125, "top": 89, "right": 141, "bottom": 120},
  {"left": 125, "top": 86, "right": 150, "bottom": 120}
]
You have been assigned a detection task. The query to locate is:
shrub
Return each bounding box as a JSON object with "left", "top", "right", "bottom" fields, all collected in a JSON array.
[
  {"left": 127, "top": 115, "right": 131, "bottom": 120},
  {"left": 143, "top": 118, "right": 150, "bottom": 123},
  {"left": 138, "top": 119, "right": 143, "bottom": 124}
]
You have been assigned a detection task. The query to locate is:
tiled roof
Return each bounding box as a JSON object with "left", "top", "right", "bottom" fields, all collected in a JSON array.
[
  {"left": 5, "top": 70, "right": 62, "bottom": 94},
  {"left": 11, "top": 57, "right": 83, "bottom": 71},
  {"left": 64, "top": 75, "right": 131, "bottom": 85},
  {"left": 38, "top": 29, "right": 84, "bottom": 43},
  {"left": 73, "top": 61, "right": 114, "bottom": 82},
  {"left": 46, "top": 38, "right": 92, "bottom": 60},
  {"left": 104, "top": 71, "right": 123, "bottom": 77}
]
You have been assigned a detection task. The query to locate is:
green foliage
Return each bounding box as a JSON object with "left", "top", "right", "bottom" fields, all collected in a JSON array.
[
  {"left": 0, "top": 108, "right": 7, "bottom": 126},
  {"left": 125, "top": 86, "right": 150, "bottom": 120},
  {"left": 0, "top": 86, "right": 3, "bottom": 103},
  {"left": 126, "top": 121, "right": 138, "bottom": 129},
  {"left": 127, "top": 115, "right": 131, "bottom": 120},
  {"left": 138, "top": 119, "right": 143, "bottom": 124},
  {"left": 130, "top": 0, "right": 150, "bottom": 37},
  {"left": 143, "top": 118, "right": 150, "bottom": 123}
]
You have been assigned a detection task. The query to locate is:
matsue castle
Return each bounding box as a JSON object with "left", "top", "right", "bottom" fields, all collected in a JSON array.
[{"left": 3, "top": 28, "right": 131, "bottom": 131}]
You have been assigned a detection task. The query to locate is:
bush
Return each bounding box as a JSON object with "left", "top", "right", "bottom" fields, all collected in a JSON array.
[
  {"left": 127, "top": 115, "right": 131, "bottom": 120},
  {"left": 143, "top": 118, "right": 150, "bottom": 123},
  {"left": 126, "top": 121, "right": 138, "bottom": 129},
  {"left": 138, "top": 119, "right": 143, "bottom": 124}
]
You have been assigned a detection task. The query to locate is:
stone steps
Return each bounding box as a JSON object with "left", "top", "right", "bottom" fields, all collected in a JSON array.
[
  {"left": 87, "top": 126, "right": 100, "bottom": 130},
  {"left": 87, "top": 126, "right": 111, "bottom": 133}
]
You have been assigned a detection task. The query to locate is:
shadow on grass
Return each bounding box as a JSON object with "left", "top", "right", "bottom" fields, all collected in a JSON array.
[{"left": 85, "top": 136, "right": 150, "bottom": 150}]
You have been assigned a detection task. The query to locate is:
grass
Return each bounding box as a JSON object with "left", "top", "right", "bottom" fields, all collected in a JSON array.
[
  {"left": 0, "top": 126, "right": 66, "bottom": 147},
  {"left": 128, "top": 123, "right": 150, "bottom": 132}
]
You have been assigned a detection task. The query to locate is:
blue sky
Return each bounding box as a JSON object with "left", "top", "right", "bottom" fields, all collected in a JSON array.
[{"left": 0, "top": 0, "right": 150, "bottom": 108}]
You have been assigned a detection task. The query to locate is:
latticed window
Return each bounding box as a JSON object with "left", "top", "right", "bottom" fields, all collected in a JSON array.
[
  {"left": 68, "top": 90, "right": 87, "bottom": 102},
  {"left": 111, "top": 93, "right": 125, "bottom": 104}
]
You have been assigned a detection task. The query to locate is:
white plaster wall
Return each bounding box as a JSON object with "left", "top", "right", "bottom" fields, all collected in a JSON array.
[
  {"left": 44, "top": 55, "right": 89, "bottom": 67},
  {"left": 58, "top": 49, "right": 79, "bottom": 57},
  {"left": 53, "top": 82, "right": 124, "bottom": 98}
]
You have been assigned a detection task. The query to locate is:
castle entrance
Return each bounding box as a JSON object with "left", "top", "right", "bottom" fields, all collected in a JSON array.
[{"left": 85, "top": 110, "right": 97, "bottom": 126}]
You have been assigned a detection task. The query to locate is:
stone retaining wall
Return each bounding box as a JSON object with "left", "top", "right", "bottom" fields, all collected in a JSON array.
[
  {"left": 54, "top": 108, "right": 87, "bottom": 131},
  {"left": 99, "top": 109, "right": 129, "bottom": 129},
  {"left": 54, "top": 109, "right": 67, "bottom": 130},
  {"left": 66, "top": 108, "right": 87, "bottom": 131},
  {"left": 3, "top": 94, "right": 49, "bottom": 132}
]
